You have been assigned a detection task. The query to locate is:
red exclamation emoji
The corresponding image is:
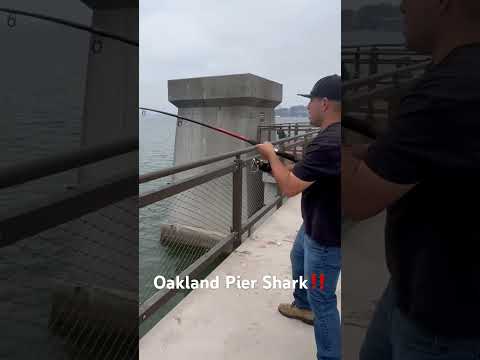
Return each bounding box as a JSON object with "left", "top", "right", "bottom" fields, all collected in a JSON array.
[
  {"left": 311, "top": 273, "right": 317, "bottom": 289},
  {"left": 320, "top": 273, "right": 325, "bottom": 291}
]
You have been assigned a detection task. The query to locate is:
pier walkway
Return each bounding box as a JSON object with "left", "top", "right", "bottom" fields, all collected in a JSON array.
[
  {"left": 342, "top": 213, "right": 389, "bottom": 360},
  {"left": 140, "top": 194, "right": 341, "bottom": 360}
]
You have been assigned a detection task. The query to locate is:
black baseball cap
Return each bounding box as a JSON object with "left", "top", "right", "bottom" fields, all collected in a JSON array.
[{"left": 297, "top": 74, "right": 341, "bottom": 101}]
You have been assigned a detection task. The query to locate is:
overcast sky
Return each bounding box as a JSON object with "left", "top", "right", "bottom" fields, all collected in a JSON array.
[{"left": 140, "top": 0, "right": 341, "bottom": 111}]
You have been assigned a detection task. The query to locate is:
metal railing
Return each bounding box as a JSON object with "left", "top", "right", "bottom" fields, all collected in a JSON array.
[
  {"left": 342, "top": 44, "right": 430, "bottom": 81},
  {"left": 257, "top": 123, "right": 313, "bottom": 142},
  {"left": 0, "top": 138, "right": 138, "bottom": 246},
  {"left": 0, "top": 137, "right": 139, "bottom": 358},
  {"left": 342, "top": 44, "right": 430, "bottom": 138},
  {"left": 343, "top": 61, "right": 428, "bottom": 93},
  {"left": 138, "top": 130, "right": 319, "bottom": 327}
]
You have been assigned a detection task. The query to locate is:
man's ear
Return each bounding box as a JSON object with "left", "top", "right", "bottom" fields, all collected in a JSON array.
[{"left": 323, "top": 98, "right": 329, "bottom": 112}]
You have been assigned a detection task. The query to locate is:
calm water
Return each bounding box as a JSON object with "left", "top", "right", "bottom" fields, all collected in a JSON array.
[
  {"left": 139, "top": 113, "right": 176, "bottom": 175},
  {"left": 1, "top": 14, "right": 92, "bottom": 356},
  {"left": 139, "top": 113, "right": 176, "bottom": 304}
]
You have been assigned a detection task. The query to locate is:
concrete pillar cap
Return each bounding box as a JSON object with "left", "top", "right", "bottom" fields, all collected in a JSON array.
[{"left": 168, "top": 73, "right": 282, "bottom": 108}]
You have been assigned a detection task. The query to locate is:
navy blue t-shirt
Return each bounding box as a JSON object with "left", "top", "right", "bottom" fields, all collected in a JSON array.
[
  {"left": 292, "top": 122, "right": 341, "bottom": 247},
  {"left": 365, "top": 44, "right": 480, "bottom": 337}
]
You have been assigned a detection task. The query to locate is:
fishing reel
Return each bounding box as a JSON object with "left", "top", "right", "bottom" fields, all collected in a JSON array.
[{"left": 249, "top": 158, "right": 272, "bottom": 173}]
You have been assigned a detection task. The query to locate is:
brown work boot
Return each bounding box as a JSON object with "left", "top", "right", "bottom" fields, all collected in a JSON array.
[{"left": 278, "top": 302, "right": 314, "bottom": 325}]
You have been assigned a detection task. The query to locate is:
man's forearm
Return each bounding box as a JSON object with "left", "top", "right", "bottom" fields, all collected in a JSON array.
[
  {"left": 268, "top": 154, "right": 292, "bottom": 195},
  {"left": 342, "top": 144, "right": 368, "bottom": 184},
  {"left": 255, "top": 143, "right": 312, "bottom": 197},
  {"left": 341, "top": 146, "right": 362, "bottom": 215},
  {"left": 342, "top": 144, "right": 415, "bottom": 220},
  {"left": 342, "top": 145, "right": 363, "bottom": 176}
]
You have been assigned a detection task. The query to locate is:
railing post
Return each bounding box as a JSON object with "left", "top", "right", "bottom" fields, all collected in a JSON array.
[
  {"left": 294, "top": 124, "right": 300, "bottom": 159},
  {"left": 232, "top": 155, "right": 243, "bottom": 248},
  {"left": 367, "top": 46, "right": 378, "bottom": 122},
  {"left": 355, "top": 47, "right": 361, "bottom": 79},
  {"left": 276, "top": 181, "right": 283, "bottom": 209},
  {"left": 369, "top": 46, "right": 378, "bottom": 78}
]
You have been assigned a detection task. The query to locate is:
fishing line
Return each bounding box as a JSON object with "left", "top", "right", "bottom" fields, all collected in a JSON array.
[{"left": 0, "top": 8, "right": 138, "bottom": 47}]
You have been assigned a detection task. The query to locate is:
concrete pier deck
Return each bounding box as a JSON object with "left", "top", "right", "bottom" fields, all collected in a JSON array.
[
  {"left": 140, "top": 195, "right": 341, "bottom": 360},
  {"left": 342, "top": 212, "right": 389, "bottom": 359}
]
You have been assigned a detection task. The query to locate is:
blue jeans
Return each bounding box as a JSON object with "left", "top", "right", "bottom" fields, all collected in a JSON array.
[
  {"left": 291, "top": 224, "right": 341, "bottom": 360},
  {"left": 360, "top": 281, "right": 480, "bottom": 360}
]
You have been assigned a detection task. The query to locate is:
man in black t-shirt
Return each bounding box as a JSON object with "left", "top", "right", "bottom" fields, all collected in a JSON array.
[
  {"left": 257, "top": 75, "right": 341, "bottom": 360},
  {"left": 343, "top": 1, "right": 480, "bottom": 359}
]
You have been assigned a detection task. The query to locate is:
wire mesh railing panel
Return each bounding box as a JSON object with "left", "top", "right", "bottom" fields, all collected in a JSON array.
[
  {"left": 238, "top": 149, "right": 276, "bottom": 226},
  {"left": 139, "top": 172, "right": 233, "bottom": 306},
  {"left": 0, "top": 197, "right": 138, "bottom": 360}
]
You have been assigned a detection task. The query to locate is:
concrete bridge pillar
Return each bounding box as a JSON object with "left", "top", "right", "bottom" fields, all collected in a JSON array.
[
  {"left": 67, "top": 1, "right": 138, "bottom": 290},
  {"left": 47, "top": 1, "right": 139, "bottom": 346},
  {"left": 79, "top": 2, "right": 138, "bottom": 182},
  {"left": 168, "top": 74, "right": 282, "bottom": 231}
]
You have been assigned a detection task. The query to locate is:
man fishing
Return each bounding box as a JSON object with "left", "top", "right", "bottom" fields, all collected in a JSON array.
[
  {"left": 342, "top": 0, "right": 480, "bottom": 358},
  {"left": 256, "top": 75, "right": 341, "bottom": 360}
]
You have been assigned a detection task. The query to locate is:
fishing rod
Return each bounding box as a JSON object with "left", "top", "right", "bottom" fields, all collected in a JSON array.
[
  {"left": 0, "top": 8, "right": 139, "bottom": 47},
  {"left": 140, "top": 107, "right": 299, "bottom": 166}
]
